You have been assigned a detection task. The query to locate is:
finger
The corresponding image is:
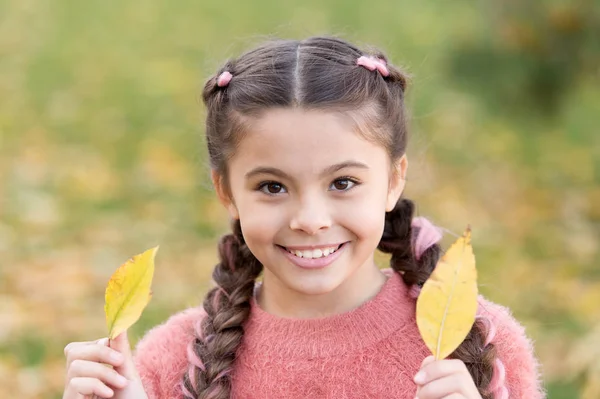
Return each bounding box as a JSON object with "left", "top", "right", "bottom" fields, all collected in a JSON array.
[
  {"left": 416, "top": 375, "right": 464, "bottom": 399},
  {"left": 441, "top": 394, "right": 464, "bottom": 399},
  {"left": 65, "top": 341, "right": 125, "bottom": 369},
  {"left": 414, "top": 356, "right": 436, "bottom": 385},
  {"left": 415, "top": 358, "right": 469, "bottom": 385},
  {"left": 68, "top": 359, "right": 129, "bottom": 390},
  {"left": 64, "top": 338, "right": 107, "bottom": 357},
  {"left": 420, "top": 355, "right": 436, "bottom": 368},
  {"left": 66, "top": 376, "right": 114, "bottom": 398},
  {"left": 109, "top": 330, "right": 137, "bottom": 380}
]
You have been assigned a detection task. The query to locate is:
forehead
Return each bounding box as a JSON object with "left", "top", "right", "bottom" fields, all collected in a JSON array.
[{"left": 230, "top": 108, "right": 389, "bottom": 173}]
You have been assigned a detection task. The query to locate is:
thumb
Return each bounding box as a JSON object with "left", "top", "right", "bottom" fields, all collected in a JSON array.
[
  {"left": 420, "top": 355, "right": 436, "bottom": 369},
  {"left": 109, "top": 330, "right": 138, "bottom": 380}
]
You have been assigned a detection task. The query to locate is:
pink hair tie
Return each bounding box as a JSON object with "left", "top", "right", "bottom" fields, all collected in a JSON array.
[
  {"left": 407, "top": 217, "right": 443, "bottom": 299},
  {"left": 217, "top": 71, "right": 233, "bottom": 87},
  {"left": 356, "top": 56, "right": 390, "bottom": 77},
  {"left": 411, "top": 217, "right": 443, "bottom": 260}
]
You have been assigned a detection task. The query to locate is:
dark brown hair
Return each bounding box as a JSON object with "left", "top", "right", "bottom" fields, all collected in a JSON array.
[{"left": 183, "top": 36, "right": 497, "bottom": 399}]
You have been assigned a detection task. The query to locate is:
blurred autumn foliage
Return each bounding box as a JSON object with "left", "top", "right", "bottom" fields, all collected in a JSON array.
[{"left": 0, "top": 0, "right": 598, "bottom": 398}]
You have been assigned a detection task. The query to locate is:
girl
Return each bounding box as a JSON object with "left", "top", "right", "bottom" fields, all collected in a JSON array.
[{"left": 63, "top": 36, "right": 545, "bottom": 399}]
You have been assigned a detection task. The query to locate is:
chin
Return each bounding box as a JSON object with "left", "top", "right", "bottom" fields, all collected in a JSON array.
[
  {"left": 281, "top": 264, "right": 350, "bottom": 296},
  {"left": 289, "top": 278, "right": 342, "bottom": 296}
]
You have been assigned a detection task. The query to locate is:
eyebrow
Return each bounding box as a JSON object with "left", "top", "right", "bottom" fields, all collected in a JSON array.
[{"left": 245, "top": 161, "right": 370, "bottom": 180}]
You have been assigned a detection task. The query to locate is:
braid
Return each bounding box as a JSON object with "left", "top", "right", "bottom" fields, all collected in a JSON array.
[
  {"left": 182, "top": 219, "right": 263, "bottom": 399},
  {"left": 377, "top": 198, "right": 497, "bottom": 399}
]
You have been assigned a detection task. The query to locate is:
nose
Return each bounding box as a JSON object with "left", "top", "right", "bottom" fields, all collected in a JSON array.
[{"left": 289, "top": 195, "right": 332, "bottom": 235}]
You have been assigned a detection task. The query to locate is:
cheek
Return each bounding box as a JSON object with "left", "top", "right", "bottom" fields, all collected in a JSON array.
[
  {"left": 336, "top": 189, "right": 388, "bottom": 243},
  {"left": 340, "top": 201, "right": 386, "bottom": 242},
  {"left": 237, "top": 201, "right": 285, "bottom": 248}
]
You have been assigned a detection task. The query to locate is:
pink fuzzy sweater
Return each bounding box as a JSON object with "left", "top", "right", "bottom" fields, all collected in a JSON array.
[{"left": 133, "top": 269, "right": 545, "bottom": 398}]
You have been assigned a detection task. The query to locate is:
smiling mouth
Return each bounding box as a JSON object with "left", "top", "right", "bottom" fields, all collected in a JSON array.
[{"left": 276, "top": 243, "right": 346, "bottom": 259}]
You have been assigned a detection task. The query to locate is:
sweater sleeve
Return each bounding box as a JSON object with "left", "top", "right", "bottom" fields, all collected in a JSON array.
[
  {"left": 477, "top": 298, "right": 546, "bottom": 398},
  {"left": 132, "top": 306, "right": 206, "bottom": 399}
]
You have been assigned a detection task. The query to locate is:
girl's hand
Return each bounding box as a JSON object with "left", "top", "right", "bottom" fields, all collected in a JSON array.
[
  {"left": 413, "top": 356, "right": 483, "bottom": 399},
  {"left": 62, "top": 330, "right": 148, "bottom": 399}
]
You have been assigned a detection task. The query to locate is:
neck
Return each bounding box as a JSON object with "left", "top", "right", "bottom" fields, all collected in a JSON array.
[{"left": 256, "top": 261, "right": 388, "bottom": 319}]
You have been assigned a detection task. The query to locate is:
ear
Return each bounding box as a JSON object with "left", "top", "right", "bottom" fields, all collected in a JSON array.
[
  {"left": 211, "top": 169, "right": 239, "bottom": 219},
  {"left": 385, "top": 154, "right": 408, "bottom": 212}
]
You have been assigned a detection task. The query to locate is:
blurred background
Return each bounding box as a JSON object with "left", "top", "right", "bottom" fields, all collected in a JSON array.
[{"left": 0, "top": 0, "right": 598, "bottom": 397}]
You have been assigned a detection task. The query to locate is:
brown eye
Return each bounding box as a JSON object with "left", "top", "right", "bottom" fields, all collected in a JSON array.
[
  {"left": 267, "top": 183, "right": 283, "bottom": 193},
  {"left": 331, "top": 178, "right": 357, "bottom": 191},
  {"left": 258, "top": 182, "right": 286, "bottom": 194}
]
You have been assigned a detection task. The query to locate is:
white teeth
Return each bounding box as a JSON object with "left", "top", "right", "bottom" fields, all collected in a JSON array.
[{"left": 287, "top": 246, "right": 339, "bottom": 259}]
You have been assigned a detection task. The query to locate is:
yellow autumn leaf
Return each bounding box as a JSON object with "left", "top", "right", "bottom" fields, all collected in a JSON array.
[
  {"left": 416, "top": 227, "right": 478, "bottom": 359},
  {"left": 105, "top": 246, "right": 158, "bottom": 339}
]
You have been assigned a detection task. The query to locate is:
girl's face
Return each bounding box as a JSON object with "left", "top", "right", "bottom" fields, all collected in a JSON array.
[{"left": 213, "top": 108, "right": 406, "bottom": 307}]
